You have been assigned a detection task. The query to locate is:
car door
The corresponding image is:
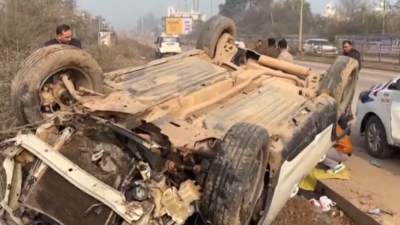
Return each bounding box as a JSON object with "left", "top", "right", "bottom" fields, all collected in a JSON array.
[{"left": 389, "top": 80, "right": 400, "bottom": 144}]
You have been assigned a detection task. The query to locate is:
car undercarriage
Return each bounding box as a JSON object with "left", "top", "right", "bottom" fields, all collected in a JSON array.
[{"left": 0, "top": 15, "right": 358, "bottom": 225}]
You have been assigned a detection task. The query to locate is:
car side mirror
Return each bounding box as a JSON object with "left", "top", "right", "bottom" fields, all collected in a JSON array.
[{"left": 395, "top": 80, "right": 400, "bottom": 90}]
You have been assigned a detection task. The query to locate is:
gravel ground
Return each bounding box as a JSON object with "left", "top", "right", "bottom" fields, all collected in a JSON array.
[{"left": 271, "top": 197, "right": 357, "bottom": 225}]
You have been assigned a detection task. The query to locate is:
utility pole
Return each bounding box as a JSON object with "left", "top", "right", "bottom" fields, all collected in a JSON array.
[
  {"left": 298, "top": 0, "right": 304, "bottom": 53},
  {"left": 141, "top": 16, "right": 144, "bottom": 36},
  {"left": 382, "top": 0, "right": 386, "bottom": 34},
  {"left": 211, "top": 0, "right": 213, "bottom": 16}
]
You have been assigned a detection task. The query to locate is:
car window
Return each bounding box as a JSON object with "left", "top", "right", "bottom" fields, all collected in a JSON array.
[
  {"left": 388, "top": 79, "right": 400, "bottom": 90},
  {"left": 388, "top": 83, "right": 397, "bottom": 90},
  {"left": 161, "top": 37, "right": 179, "bottom": 43}
]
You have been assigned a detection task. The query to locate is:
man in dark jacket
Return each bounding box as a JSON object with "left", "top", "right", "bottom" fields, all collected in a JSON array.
[
  {"left": 264, "top": 38, "right": 280, "bottom": 58},
  {"left": 342, "top": 40, "right": 361, "bottom": 71},
  {"left": 45, "top": 24, "right": 82, "bottom": 49}
]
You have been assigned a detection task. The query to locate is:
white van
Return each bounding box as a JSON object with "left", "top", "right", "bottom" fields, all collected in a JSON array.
[{"left": 154, "top": 34, "right": 181, "bottom": 58}]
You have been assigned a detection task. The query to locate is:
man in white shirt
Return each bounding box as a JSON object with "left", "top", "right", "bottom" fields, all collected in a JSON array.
[{"left": 277, "top": 39, "right": 293, "bottom": 63}]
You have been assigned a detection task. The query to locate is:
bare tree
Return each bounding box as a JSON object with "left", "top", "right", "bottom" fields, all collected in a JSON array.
[{"left": 336, "top": 0, "right": 368, "bottom": 21}]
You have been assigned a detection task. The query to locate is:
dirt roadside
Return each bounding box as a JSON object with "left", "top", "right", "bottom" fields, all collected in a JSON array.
[{"left": 272, "top": 197, "right": 357, "bottom": 225}]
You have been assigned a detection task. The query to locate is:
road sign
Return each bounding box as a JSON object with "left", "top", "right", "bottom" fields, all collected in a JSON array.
[{"left": 165, "top": 17, "right": 183, "bottom": 35}]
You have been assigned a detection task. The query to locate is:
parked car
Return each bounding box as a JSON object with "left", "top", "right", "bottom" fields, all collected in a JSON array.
[
  {"left": 303, "top": 38, "right": 338, "bottom": 56},
  {"left": 3, "top": 15, "right": 358, "bottom": 225},
  {"left": 356, "top": 77, "right": 400, "bottom": 158}
]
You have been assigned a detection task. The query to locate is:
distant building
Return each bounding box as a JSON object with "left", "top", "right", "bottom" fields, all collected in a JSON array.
[
  {"left": 323, "top": 3, "right": 336, "bottom": 18},
  {"left": 167, "top": 6, "right": 206, "bottom": 21}
]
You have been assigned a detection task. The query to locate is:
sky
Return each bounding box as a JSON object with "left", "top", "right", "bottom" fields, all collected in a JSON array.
[{"left": 77, "top": 0, "right": 336, "bottom": 30}]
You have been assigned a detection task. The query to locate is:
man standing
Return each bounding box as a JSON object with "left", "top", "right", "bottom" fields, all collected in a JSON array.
[
  {"left": 277, "top": 39, "right": 293, "bottom": 63},
  {"left": 45, "top": 24, "right": 82, "bottom": 49},
  {"left": 342, "top": 40, "right": 361, "bottom": 71},
  {"left": 264, "top": 38, "right": 279, "bottom": 58},
  {"left": 254, "top": 39, "right": 263, "bottom": 52}
]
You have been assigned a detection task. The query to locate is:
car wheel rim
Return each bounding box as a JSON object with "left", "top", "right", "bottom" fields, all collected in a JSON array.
[{"left": 367, "top": 123, "right": 381, "bottom": 152}]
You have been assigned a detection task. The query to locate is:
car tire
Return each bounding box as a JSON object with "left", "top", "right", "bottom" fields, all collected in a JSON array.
[
  {"left": 365, "top": 115, "right": 394, "bottom": 158},
  {"left": 196, "top": 15, "right": 236, "bottom": 59},
  {"left": 320, "top": 55, "right": 359, "bottom": 117},
  {"left": 11, "top": 45, "right": 104, "bottom": 125},
  {"left": 201, "top": 122, "right": 269, "bottom": 225}
]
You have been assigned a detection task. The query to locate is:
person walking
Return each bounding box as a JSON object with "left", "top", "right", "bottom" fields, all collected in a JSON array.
[
  {"left": 264, "top": 38, "right": 279, "bottom": 58},
  {"left": 45, "top": 24, "right": 82, "bottom": 49},
  {"left": 277, "top": 39, "right": 293, "bottom": 63},
  {"left": 342, "top": 40, "right": 361, "bottom": 71}
]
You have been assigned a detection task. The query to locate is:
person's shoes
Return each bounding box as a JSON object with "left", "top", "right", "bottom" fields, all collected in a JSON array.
[{"left": 326, "top": 163, "right": 346, "bottom": 174}]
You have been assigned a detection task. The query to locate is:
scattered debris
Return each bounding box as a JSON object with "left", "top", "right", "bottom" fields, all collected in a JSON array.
[
  {"left": 366, "top": 207, "right": 395, "bottom": 216},
  {"left": 366, "top": 207, "right": 381, "bottom": 215},
  {"left": 370, "top": 159, "right": 382, "bottom": 168},
  {"left": 272, "top": 196, "right": 357, "bottom": 225},
  {"left": 309, "top": 198, "right": 321, "bottom": 208},
  {"left": 308, "top": 196, "right": 336, "bottom": 212},
  {"left": 320, "top": 196, "right": 337, "bottom": 212}
]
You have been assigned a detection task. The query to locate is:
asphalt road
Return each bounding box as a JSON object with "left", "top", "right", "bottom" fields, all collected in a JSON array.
[{"left": 296, "top": 60, "right": 398, "bottom": 112}]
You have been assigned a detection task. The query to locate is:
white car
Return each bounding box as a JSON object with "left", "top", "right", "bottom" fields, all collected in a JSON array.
[
  {"left": 154, "top": 33, "right": 181, "bottom": 58},
  {"left": 303, "top": 38, "right": 338, "bottom": 55},
  {"left": 356, "top": 77, "right": 400, "bottom": 158}
]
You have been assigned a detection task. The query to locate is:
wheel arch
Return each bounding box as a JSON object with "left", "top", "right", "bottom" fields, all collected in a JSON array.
[
  {"left": 361, "top": 112, "right": 378, "bottom": 134},
  {"left": 362, "top": 112, "right": 393, "bottom": 145}
]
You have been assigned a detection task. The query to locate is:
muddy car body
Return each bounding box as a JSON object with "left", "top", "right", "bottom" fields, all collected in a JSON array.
[{"left": 2, "top": 16, "right": 358, "bottom": 225}]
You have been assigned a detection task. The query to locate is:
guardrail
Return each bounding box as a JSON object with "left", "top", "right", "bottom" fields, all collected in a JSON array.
[{"left": 286, "top": 42, "right": 400, "bottom": 65}]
